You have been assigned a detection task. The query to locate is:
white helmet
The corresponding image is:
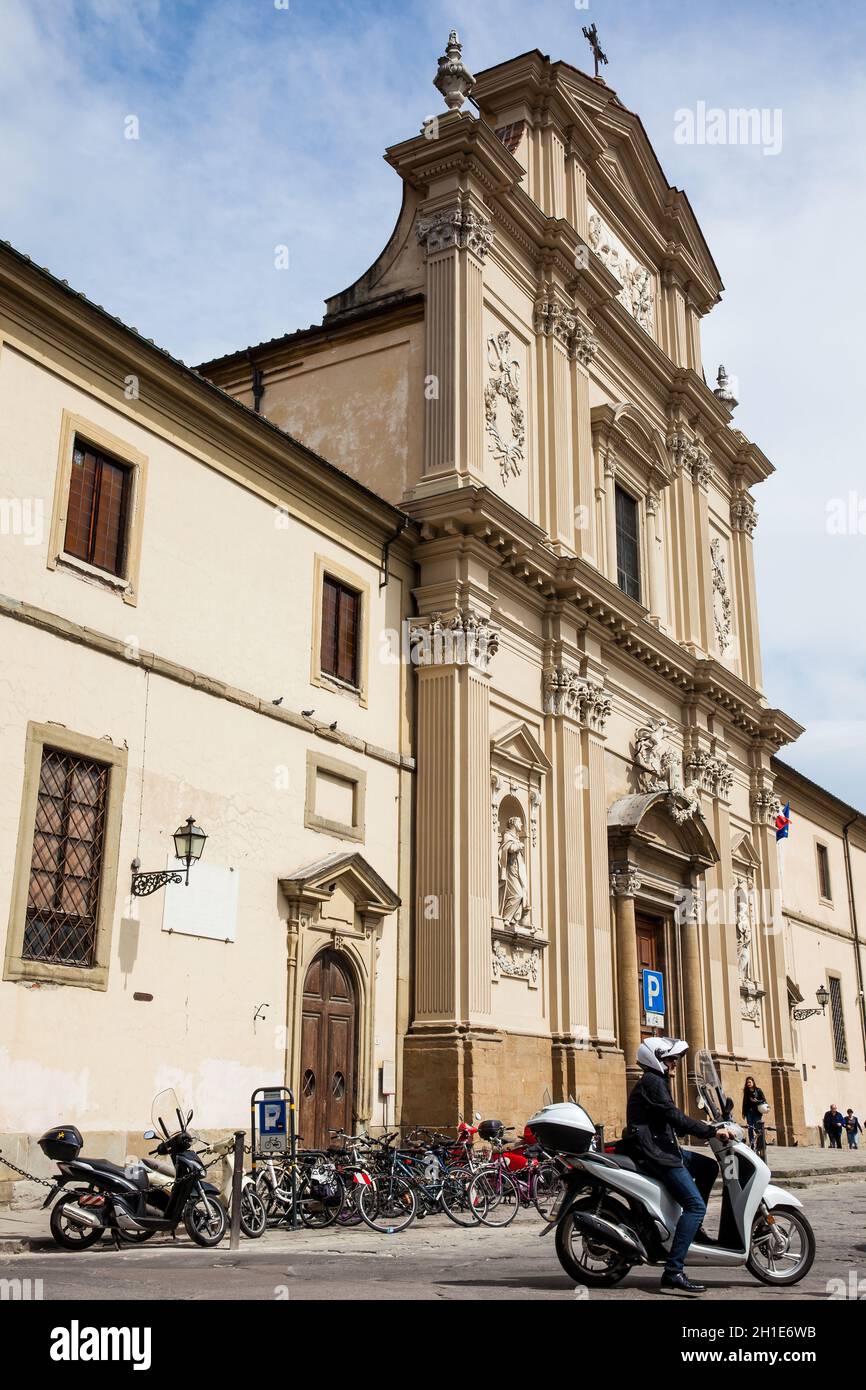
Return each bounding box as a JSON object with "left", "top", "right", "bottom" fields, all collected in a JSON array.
[{"left": 637, "top": 1036, "right": 689, "bottom": 1075}]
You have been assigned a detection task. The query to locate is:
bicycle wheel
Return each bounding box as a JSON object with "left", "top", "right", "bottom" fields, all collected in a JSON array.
[
  {"left": 441, "top": 1167, "right": 486, "bottom": 1226},
  {"left": 469, "top": 1167, "right": 520, "bottom": 1227},
  {"left": 298, "top": 1172, "right": 345, "bottom": 1229},
  {"left": 358, "top": 1174, "right": 417, "bottom": 1233},
  {"left": 239, "top": 1184, "right": 267, "bottom": 1238},
  {"left": 532, "top": 1162, "right": 565, "bottom": 1221}
]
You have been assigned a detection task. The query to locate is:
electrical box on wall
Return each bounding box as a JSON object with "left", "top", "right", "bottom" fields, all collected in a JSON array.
[{"left": 380, "top": 1061, "right": 396, "bottom": 1096}]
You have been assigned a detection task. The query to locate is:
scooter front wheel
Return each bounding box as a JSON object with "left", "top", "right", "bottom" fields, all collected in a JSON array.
[
  {"left": 184, "top": 1193, "right": 227, "bottom": 1247},
  {"left": 747, "top": 1205, "right": 815, "bottom": 1285}
]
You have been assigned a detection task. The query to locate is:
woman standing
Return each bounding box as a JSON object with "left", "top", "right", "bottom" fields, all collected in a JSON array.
[{"left": 742, "top": 1076, "right": 768, "bottom": 1150}]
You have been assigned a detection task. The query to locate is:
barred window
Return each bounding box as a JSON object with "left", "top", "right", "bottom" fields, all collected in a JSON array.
[
  {"left": 24, "top": 747, "right": 109, "bottom": 968},
  {"left": 828, "top": 976, "right": 848, "bottom": 1067},
  {"left": 321, "top": 576, "right": 360, "bottom": 687},
  {"left": 615, "top": 485, "right": 641, "bottom": 602},
  {"left": 64, "top": 440, "right": 132, "bottom": 578}
]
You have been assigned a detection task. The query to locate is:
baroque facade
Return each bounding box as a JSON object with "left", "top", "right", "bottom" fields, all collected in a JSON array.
[
  {"left": 202, "top": 42, "right": 829, "bottom": 1141},
  {"left": 2, "top": 41, "right": 863, "bottom": 1186}
]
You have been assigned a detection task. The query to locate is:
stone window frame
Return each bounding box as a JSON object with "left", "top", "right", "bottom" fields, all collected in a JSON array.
[
  {"left": 4, "top": 722, "right": 127, "bottom": 991},
  {"left": 303, "top": 749, "right": 366, "bottom": 842},
  {"left": 609, "top": 455, "right": 650, "bottom": 609},
  {"left": 310, "top": 553, "right": 369, "bottom": 708},
  {"left": 47, "top": 410, "right": 148, "bottom": 607},
  {"left": 815, "top": 838, "right": 834, "bottom": 906}
]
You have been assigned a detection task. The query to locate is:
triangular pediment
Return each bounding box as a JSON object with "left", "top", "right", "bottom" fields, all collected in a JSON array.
[
  {"left": 730, "top": 831, "right": 762, "bottom": 869},
  {"left": 280, "top": 851, "right": 400, "bottom": 916},
  {"left": 491, "top": 720, "right": 551, "bottom": 776}
]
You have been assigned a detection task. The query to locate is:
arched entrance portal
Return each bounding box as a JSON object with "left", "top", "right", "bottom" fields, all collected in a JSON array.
[{"left": 299, "top": 950, "right": 358, "bottom": 1150}]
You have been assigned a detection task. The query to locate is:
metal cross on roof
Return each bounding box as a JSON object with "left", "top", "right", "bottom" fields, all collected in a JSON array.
[{"left": 582, "top": 23, "right": 609, "bottom": 79}]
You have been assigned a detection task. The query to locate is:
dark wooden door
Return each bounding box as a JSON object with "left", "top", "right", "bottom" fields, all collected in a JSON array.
[
  {"left": 636, "top": 915, "right": 662, "bottom": 1039},
  {"left": 299, "top": 951, "right": 357, "bottom": 1150}
]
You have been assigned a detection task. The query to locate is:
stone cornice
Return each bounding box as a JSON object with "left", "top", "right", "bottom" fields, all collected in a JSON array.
[{"left": 402, "top": 482, "right": 803, "bottom": 748}]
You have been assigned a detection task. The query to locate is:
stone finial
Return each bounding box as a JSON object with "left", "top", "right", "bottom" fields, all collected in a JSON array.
[
  {"left": 713, "top": 364, "right": 738, "bottom": 412},
  {"left": 433, "top": 30, "right": 474, "bottom": 112}
]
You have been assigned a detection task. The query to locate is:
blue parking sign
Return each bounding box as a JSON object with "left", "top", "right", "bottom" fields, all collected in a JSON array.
[
  {"left": 258, "top": 1096, "right": 287, "bottom": 1152},
  {"left": 642, "top": 968, "right": 665, "bottom": 1023}
]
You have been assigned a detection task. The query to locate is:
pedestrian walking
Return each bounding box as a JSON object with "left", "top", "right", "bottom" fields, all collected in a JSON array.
[
  {"left": 844, "top": 1109, "right": 863, "bottom": 1150},
  {"left": 742, "top": 1076, "right": 768, "bottom": 1150},
  {"left": 823, "top": 1104, "right": 846, "bottom": 1149}
]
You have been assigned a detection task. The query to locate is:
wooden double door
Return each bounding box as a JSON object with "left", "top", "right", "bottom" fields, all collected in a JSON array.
[
  {"left": 636, "top": 913, "right": 666, "bottom": 1039},
  {"left": 298, "top": 950, "right": 358, "bottom": 1151}
]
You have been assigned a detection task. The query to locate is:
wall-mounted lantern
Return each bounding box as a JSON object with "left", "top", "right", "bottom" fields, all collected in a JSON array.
[
  {"left": 131, "top": 817, "right": 208, "bottom": 897},
  {"left": 792, "top": 984, "right": 830, "bottom": 1022}
]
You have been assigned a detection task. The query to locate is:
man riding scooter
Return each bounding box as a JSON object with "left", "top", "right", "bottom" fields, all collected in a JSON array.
[{"left": 626, "top": 1036, "right": 736, "bottom": 1296}]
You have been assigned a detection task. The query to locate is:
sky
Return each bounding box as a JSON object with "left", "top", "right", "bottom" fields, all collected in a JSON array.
[{"left": 1, "top": 0, "right": 864, "bottom": 806}]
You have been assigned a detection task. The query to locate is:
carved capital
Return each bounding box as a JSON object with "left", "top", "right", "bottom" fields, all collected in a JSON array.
[
  {"left": 683, "top": 748, "right": 733, "bottom": 800},
  {"left": 610, "top": 867, "right": 641, "bottom": 899},
  {"left": 542, "top": 666, "right": 611, "bottom": 731},
  {"left": 750, "top": 786, "right": 780, "bottom": 826},
  {"left": 416, "top": 202, "right": 493, "bottom": 260},
  {"left": 409, "top": 606, "right": 499, "bottom": 671},
  {"left": 730, "top": 493, "right": 758, "bottom": 535}
]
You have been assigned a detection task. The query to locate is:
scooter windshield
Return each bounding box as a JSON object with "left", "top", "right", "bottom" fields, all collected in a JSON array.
[
  {"left": 151, "top": 1088, "right": 188, "bottom": 1140},
  {"left": 694, "top": 1049, "right": 727, "bottom": 1121}
]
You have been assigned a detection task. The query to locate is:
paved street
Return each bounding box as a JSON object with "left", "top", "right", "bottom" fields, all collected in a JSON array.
[{"left": 2, "top": 1178, "right": 865, "bottom": 1301}]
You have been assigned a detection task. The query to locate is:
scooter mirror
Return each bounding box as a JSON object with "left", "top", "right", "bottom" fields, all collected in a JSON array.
[
  {"left": 143, "top": 1129, "right": 157, "bottom": 1139},
  {"left": 696, "top": 1096, "right": 706, "bottom": 1111},
  {"left": 186, "top": 1109, "right": 194, "bottom": 1124},
  {"left": 475, "top": 1112, "right": 482, "bottom": 1120}
]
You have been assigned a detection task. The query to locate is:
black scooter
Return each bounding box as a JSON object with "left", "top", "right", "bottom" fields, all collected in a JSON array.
[{"left": 39, "top": 1088, "right": 226, "bottom": 1250}]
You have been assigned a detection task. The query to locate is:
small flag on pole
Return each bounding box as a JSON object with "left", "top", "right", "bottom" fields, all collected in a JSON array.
[{"left": 775, "top": 802, "right": 791, "bottom": 841}]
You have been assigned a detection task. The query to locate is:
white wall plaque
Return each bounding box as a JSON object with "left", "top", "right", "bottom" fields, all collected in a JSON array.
[{"left": 161, "top": 860, "right": 239, "bottom": 942}]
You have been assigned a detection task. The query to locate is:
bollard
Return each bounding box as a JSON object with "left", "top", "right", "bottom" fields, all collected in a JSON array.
[{"left": 229, "top": 1130, "right": 244, "bottom": 1251}]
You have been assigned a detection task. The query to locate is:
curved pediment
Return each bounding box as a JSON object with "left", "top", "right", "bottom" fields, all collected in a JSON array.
[
  {"left": 591, "top": 400, "right": 672, "bottom": 489},
  {"left": 608, "top": 790, "right": 719, "bottom": 867}
]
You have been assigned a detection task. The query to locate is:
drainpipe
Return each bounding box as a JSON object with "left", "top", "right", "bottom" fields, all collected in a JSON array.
[
  {"left": 379, "top": 518, "right": 408, "bottom": 589},
  {"left": 842, "top": 815, "right": 866, "bottom": 1067},
  {"left": 248, "top": 353, "right": 265, "bottom": 414}
]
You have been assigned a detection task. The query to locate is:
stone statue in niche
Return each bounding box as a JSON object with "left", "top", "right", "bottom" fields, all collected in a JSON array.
[{"left": 498, "top": 815, "right": 531, "bottom": 926}]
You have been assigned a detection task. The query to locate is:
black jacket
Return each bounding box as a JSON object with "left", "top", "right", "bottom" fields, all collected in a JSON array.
[
  {"left": 626, "top": 1070, "right": 716, "bottom": 1162},
  {"left": 742, "top": 1085, "right": 766, "bottom": 1119}
]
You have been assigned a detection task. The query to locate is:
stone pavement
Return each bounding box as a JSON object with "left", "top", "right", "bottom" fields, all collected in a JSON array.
[
  {"left": 3, "top": 1143, "right": 864, "bottom": 1252},
  {"left": 1, "top": 1172, "right": 865, "bottom": 1301}
]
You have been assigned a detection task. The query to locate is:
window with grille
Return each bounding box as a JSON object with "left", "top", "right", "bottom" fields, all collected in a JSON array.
[
  {"left": 24, "top": 747, "right": 109, "bottom": 968},
  {"left": 829, "top": 976, "right": 848, "bottom": 1066},
  {"left": 64, "top": 440, "right": 132, "bottom": 578},
  {"left": 817, "top": 843, "right": 832, "bottom": 901},
  {"left": 321, "top": 576, "right": 361, "bottom": 687},
  {"left": 615, "top": 485, "right": 641, "bottom": 602}
]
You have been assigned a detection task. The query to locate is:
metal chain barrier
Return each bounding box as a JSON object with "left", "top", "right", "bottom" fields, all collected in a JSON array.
[{"left": 0, "top": 1149, "right": 55, "bottom": 1188}]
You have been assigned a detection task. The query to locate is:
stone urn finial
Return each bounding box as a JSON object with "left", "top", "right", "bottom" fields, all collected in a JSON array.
[
  {"left": 713, "top": 364, "right": 738, "bottom": 412},
  {"left": 434, "top": 29, "right": 475, "bottom": 111}
]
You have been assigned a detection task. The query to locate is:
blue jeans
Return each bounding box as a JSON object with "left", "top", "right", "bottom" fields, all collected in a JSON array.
[{"left": 661, "top": 1149, "right": 716, "bottom": 1275}]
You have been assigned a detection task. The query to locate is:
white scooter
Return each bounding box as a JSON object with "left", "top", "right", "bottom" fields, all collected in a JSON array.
[
  {"left": 535, "top": 1050, "right": 815, "bottom": 1288},
  {"left": 141, "top": 1132, "right": 267, "bottom": 1239}
]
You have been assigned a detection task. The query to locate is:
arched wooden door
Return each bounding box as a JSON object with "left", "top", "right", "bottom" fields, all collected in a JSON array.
[{"left": 298, "top": 950, "right": 358, "bottom": 1150}]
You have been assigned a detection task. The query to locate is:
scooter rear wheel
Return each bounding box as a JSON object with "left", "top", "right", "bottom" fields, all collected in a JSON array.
[
  {"left": 49, "top": 1192, "right": 105, "bottom": 1250},
  {"left": 554, "top": 1196, "right": 634, "bottom": 1287},
  {"left": 747, "top": 1205, "right": 815, "bottom": 1285}
]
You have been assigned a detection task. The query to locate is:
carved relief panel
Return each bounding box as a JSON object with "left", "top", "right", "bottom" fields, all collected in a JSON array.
[{"left": 482, "top": 315, "right": 530, "bottom": 514}]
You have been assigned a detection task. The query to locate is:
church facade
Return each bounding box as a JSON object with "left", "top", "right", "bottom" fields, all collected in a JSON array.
[{"left": 201, "top": 42, "right": 814, "bottom": 1141}]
